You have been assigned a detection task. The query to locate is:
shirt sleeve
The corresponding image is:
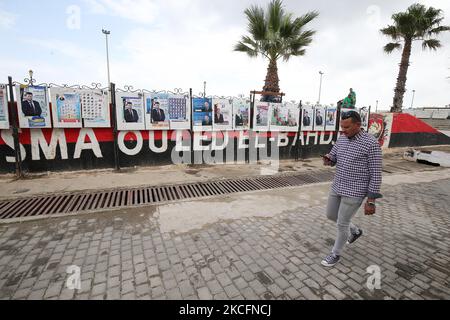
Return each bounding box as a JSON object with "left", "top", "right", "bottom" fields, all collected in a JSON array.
[
  {"left": 367, "top": 141, "right": 383, "bottom": 199},
  {"left": 328, "top": 139, "right": 339, "bottom": 165}
]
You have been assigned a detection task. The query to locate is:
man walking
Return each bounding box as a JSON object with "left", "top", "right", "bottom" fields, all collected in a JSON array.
[{"left": 321, "top": 111, "right": 383, "bottom": 267}]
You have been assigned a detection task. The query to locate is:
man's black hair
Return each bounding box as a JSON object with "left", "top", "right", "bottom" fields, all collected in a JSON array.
[{"left": 341, "top": 110, "right": 361, "bottom": 123}]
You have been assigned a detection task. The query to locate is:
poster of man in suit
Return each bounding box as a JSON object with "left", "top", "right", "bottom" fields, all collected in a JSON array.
[
  {"left": 115, "top": 92, "right": 145, "bottom": 131},
  {"left": 16, "top": 85, "right": 52, "bottom": 128},
  {"left": 301, "top": 105, "right": 314, "bottom": 132},
  {"left": 145, "top": 93, "right": 170, "bottom": 130},
  {"left": 213, "top": 99, "right": 232, "bottom": 131},
  {"left": 314, "top": 106, "right": 326, "bottom": 131},
  {"left": 232, "top": 99, "right": 250, "bottom": 131}
]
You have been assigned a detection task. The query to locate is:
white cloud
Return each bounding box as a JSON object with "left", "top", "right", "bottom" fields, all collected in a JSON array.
[
  {"left": 83, "top": 0, "right": 160, "bottom": 24},
  {"left": 0, "top": 8, "right": 17, "bottom": 29}
]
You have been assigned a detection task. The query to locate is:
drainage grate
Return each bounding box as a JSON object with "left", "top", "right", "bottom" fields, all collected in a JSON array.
[{"left": 0, "top": 170, "right": 335, "bottom": 221}]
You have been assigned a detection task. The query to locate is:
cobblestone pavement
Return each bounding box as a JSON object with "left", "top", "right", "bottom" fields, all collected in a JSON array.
[{"left": 0, "top": 178, "right": 449, "bottom": 300}]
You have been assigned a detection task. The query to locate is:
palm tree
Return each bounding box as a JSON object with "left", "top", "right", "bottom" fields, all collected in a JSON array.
[
  {"left": 234, "top": 0, "right": 318, "bottom": 102},
  {"left": 381, "top": 3, "right": 450, "bottom": 113}
]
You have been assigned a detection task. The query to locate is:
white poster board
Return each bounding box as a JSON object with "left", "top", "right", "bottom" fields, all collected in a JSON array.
[
  {"left": 0, "top": 85, "right": 9, "bottom": 129},
  {"left": 50, "top": 88, "right": 83, "bottom": 128},
  {"left": 314, "top": 106, "right": 326, "bottom": 131},
  {"left": 168, "top": 94, "right": 191, "bottom": 130},
  {"left": 116, "top": 92, "right": 145, "bottom": 131},
  {"left": 359, "top": 107, "right": 370, "bottom": 132},
  {"left": 271, "top": 102, "right": 299, "bottom": 132},
  {"left": 301, "top": 105, "right": 314, "bottom": 132},
  {"left": 325, "top": 107, "right": 338, "bottom": 131},
  {"left": 81, "top": 89, "right": 111, "bottom": 128},
  {"left": 16, "top": 85, "right": 52, "bottom": 128},
  {"left": 213, "top": 98, "right": 233, "bottom": 131},
  {"left": 253, "top": 102, "right": 270, "bottom": 132},
  {"left": 232, "top": 98, "right": 250, "bottom": 131},
  {"left": 193, "top": 98, "right": 213, "bottom": 132},
  {"left": 144, "top": 93, "right": 170, "bottom": 130}
]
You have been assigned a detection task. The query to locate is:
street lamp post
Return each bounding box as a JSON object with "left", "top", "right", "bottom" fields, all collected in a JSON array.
[
  {"left": 102, "top": 29, "right": 111, "bottom": 88},
  {"left": 318, "top": 71, "right": 324, "bottom": 105},
  {"left": 411, "top": 90, "right": 416, "bottom": 109},
  {"left": 203, "top": 81, "right": 206, "bottom": 98},
  {"left": 376, "top": 100, "right": 379, "bottom": 113}
]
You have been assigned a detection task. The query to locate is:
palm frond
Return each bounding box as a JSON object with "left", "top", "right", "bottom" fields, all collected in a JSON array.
[
  {"left": 384, "top": 42, "right": 402, "bottom": 53},
  {"left": 244, "top": 5, "right": 267, "bottom": 40},
  {"left": 380, "top": 25, "right": 401, "bottom": 40},
  {"left": 428, "top": 25, "right": 450, "bottom": 36},
  {"left": 422, "top": 39, "right": 441, "bottom": 50},
  {"left": 268, "top": 0, "right": 284, "bottom": 33}
]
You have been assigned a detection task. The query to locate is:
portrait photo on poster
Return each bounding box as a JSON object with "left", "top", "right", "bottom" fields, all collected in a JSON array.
[
  {"left": 314, "top": 106, "right": 326, "bottom": 132},
  {"left": 301, "top": 105, "right": 314, "bottom": 132},
  {"left": 232, "top": 98, "right": 250, "bottom": 131},
  {"left": 213, "top": 98, "right": 233, "bottom": 131},
  {"left": 50, "top": 88, "right": 82, "bottom": 128},
  {"left": 0, "top": 84, "right": 10, "bottom": 129},
  {"left": 16, "top": 85, "right": 52, "bottom": 128},
  {"left": 359, "top": 107, "right": 370, "bottom": 131},
  {"left": 325, "top": 107, "right": 337, "bottom": 131},
  {"left": 253, "top": 102, "right": 270, "bottom": 132},
  {"left": 145, "top": 93, "right": 170, "bottom": 130},
  {"left": 193, "top": 97, "right": 213, "bottom": 132},
  {"left": 116, "top": 93, "right": 145, "bottom": 131},
  {"left": 270, "top": 102, "right": 299, "bottom": 132},
  {"left": 81, "top": 89, "right": 111, "bottom": 128}
]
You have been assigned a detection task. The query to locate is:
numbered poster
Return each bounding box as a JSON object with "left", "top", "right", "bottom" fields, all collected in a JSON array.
[
  {"left": 193, "top": 98, "right": 213, "bottom": 132},
  {"left": 168, "top": 95, "right": 190, "bottom": 130},
  {"left": 50, "top": 88, "right": 82, "bottom": 128},
  {"left": 116, "top": 93, "right": 145, "bottom": 131},
  {"left": 253, "top": 102, "right": 270, "bottom": 132},
  {"left": 145, "top": 93, "right": 170, "bottom": 130},
  {"left": 0, "top": 85, "right": 9, "bottom": 129},
  {"left": 271, "top": 102, "right": 299, "bottom": 132},
  {"left": 301, "top": 105, "right": 314, "bottom": 132},
  {"left": 325, "top": 107, "right": 338, "bottom": 131},
  {"left": 16, "top": 85, "right": 52, "bottom": 128},
  {"left": 314, "top": 106, "right": 326, "bottom": 131},
  {"left": 213, "top": 98, "right": 233, "bottom": 131},
  {"left": 232, "top": 99, "right": 250, "bottom": 131},
  {"left": 81, "top": 89, "right": 111, "bottom": 128}
]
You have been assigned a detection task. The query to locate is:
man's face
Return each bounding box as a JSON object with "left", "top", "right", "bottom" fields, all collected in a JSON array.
[
  {"left": 126, "top": 103, "right": 132, "bottom": 110},
  {"left": 25, "top": 93, "right": 33, "bottom": 101},
  {"left": 154, "top": 102, "right": 160, "bottom": 109},
  {"left": 204, "top": 102, "right": 209, "bottom": 109},
  {"left": 341, "top": 118, "right": 361, "bottom": 138}
]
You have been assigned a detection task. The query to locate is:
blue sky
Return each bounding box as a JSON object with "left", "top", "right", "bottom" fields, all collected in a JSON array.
[{"left": 0, "top": 0, "right": 449, "bottom": 110}]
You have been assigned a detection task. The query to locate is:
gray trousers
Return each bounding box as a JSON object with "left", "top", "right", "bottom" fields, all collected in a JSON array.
[{"left": 326, "top": 189, "right": 364, "bottom": 256}]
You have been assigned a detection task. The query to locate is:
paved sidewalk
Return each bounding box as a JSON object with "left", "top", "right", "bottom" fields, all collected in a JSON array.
[{"left": 0, "top": 168, "right": 449, "bottom": 300}]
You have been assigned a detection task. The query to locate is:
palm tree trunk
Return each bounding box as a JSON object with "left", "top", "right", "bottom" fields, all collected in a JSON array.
[
  {"left": 391, "top": 38, "right": 412, "bottom": 113},
  {"left": 262, "top": 59, "right": 280, "bottom": 101}
]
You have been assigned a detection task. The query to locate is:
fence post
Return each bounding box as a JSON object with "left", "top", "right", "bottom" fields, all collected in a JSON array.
[
  {"left": 295, "top": 101, "right": 302, "bottom": 161},
  {"left": 7, "top": 76, "right": 23, "bottom": 178},
  {"left": 110, "top": 82, "right": 120, "bottom": 171}
]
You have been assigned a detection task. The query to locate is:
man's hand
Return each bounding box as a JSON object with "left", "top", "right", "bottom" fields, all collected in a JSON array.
[
  {"left": 365, "top": 201, "right": 376, "bottom": 216},
  {"left": 322, "top": 155, "right": 334, "bottom": 167}
]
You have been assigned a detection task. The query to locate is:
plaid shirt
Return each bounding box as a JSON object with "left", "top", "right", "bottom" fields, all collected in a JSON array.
[{"left": 328, "top": 130, "right": 383, "bottom": 199}]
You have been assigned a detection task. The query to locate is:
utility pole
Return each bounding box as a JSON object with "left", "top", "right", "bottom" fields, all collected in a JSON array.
[
  {"left": 318, "top": 71, "right": 324, "bottom": 105},
  {"left": 102, "top": 29, "right": 111, "bottom": 88}
]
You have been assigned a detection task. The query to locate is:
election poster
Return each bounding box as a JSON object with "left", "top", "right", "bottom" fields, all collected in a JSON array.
[
  {"left": 193, "top": 98, "right": 213, "bottom": 132},
  {"left": 16, "top": 85, "right": 52, "bottom": 128},
  {"left": 81, "top": 89, "right": 111, "bottom": 128},
  {"left": 232, "top": 99, "right": 250, "bottom": 131},
  {"left": 168, "top": 94, "right": 191, "bottom": 130},
  {"left": 212, "top": 98, "right": 233, "bottom": 131},
  {"left": 325, "top": 107, "right": 338, "bottom": 131},
  {"left": 360, "top": 107, "right": 370, "bottom": 132},
  {"left": 253, "top": 102, "right": 270, "bottom": 132},
  {"left": 301, "top": 105, "right": 314, "bottom": 132},
  {"left": 116, "top": 93, "right": 145, "bottom": 131},
  {"left": 145, "top": 93, "right": 170, "bottom": 130},
  {"left": 271, "top": 102, "right": 299, "bottom": 132},
  {"left": 50, "top": 88, "right": 82, "bottom": 128},
  {"left": 0, "top": 85, "right": 9, "bottom": 129},
  {"left": 314, "top": 106, "right": 326, "bottom": 131}
]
